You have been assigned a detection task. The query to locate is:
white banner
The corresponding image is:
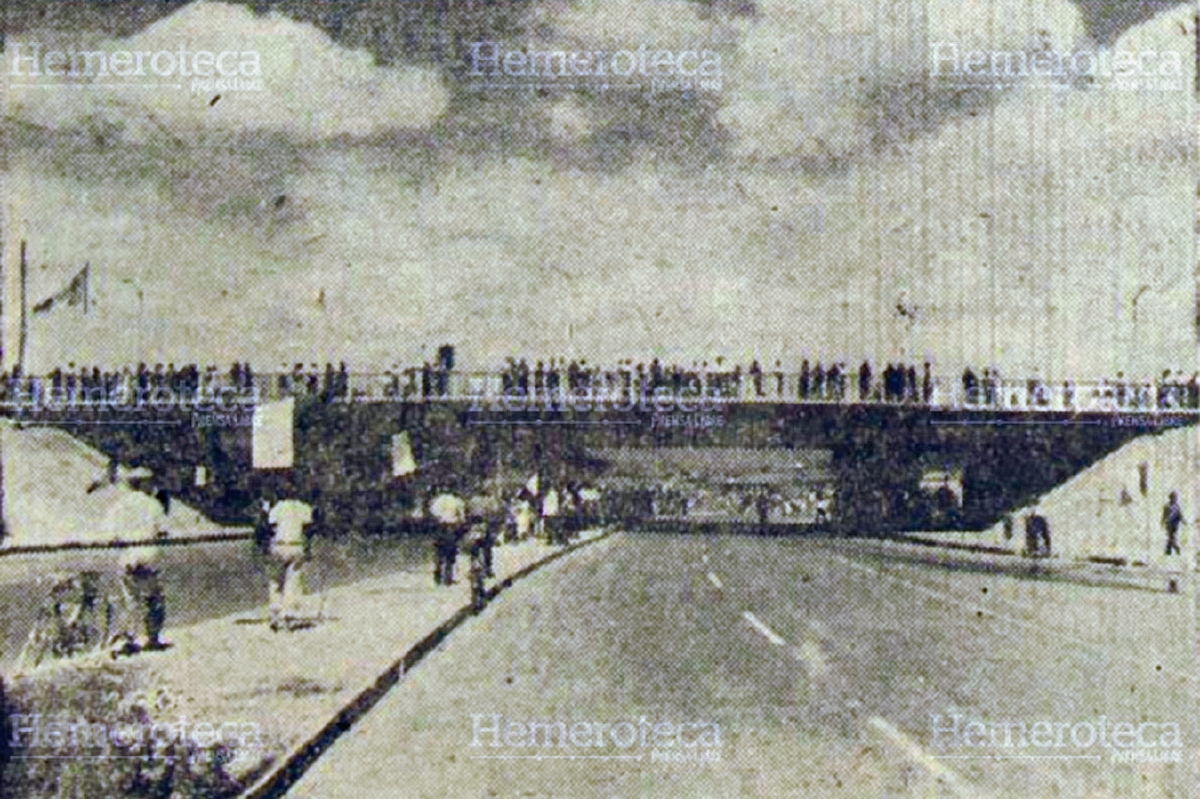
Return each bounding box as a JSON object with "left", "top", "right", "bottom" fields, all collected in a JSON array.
[
  {"left": 252, "top": 397, "right": 294, "bottom": 469},
  {"left": 391, "top": 431, "right": 417, "bottom": 477}
]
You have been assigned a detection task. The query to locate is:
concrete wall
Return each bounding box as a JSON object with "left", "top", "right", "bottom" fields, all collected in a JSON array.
[{"left": 959, "top": 425, "right": 1198, "bottom": 565}]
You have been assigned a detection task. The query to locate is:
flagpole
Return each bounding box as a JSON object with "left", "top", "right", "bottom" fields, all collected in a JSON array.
[{"left": 19, "top": 240, "right": 27, "bottom": 373}]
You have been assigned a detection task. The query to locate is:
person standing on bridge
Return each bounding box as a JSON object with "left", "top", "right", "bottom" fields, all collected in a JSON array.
[
  {"left": 1162, "top": 492, "right": 1184, "bottom": 556},
  {"left": 962, "top": 367, "right": 977, "bottom": 405},
  {"left": 858, "top": 360, "right": 872, "bottom": 402}
]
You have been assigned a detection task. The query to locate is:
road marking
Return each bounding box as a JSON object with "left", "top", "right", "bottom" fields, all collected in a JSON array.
[
  {"left": 742, "top": 611, "right": 786, "bottom": 645},
  {"left": 939, "top": 754, "right": 1101, "bottom": 760},
  {"left": 830, "top": 553, "right": 1195, "bottom": 682},
  {"left": 701, "top": 553, "right": 709, "bottom": 564},
  {"left": 867, "top": 716, "right": 973, "bottom": 798},
  {"left": 707, "top": 571, "right": 723, "bottom": 589},
  {"left": 472, "top": 754, "right": 644, "bottom": 761}
]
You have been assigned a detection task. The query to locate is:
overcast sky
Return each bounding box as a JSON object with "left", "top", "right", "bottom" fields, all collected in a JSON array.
[{"left": 1, "top": 0, "right": 1195, "bottom": 380}]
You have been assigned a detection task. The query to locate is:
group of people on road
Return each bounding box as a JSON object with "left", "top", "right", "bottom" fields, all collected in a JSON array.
[
  {"left": 424, "top": 483, "right": 597, "bottom": 611},
  {"left": 1013, "top": 491, "right": 1188, "bottom": 560},
  {"left": 18, "top": 466, "right": 173, "bottom": 667}
]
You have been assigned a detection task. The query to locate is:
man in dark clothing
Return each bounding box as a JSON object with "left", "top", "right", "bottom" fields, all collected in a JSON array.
[
  {"left": 812, "top": 363, "right": 825, "bottom": 400},
  {"left": 467, "top": 528, "right": 489, "bottom": 613},
  {"left": 253, "top": 494, "right": 275, "bottom": 556},
  {"left": 430, "top": 492, "right": 466, "bottom": 586},
  {"left": 859, "top": 361, "right": 872, "bottom": 402},
  {"left": 1162, "top": 492, "right": 1183, "bottom": 556},
  {"left": 1025, "top": 514, "right": 1051, "bottom": 557},
  {"left": 962, "top": 368, "right": 977, "bottom": 405}
]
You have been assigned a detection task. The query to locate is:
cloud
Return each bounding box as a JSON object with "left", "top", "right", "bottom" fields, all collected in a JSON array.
[
  {"left": 718, "top": 0, "right": 1087, "bottom": 162},
  {"left": 535, "top": 0, "right": 727, "bottom": 51},
  {"left": 2, "top": 1, "right": 448, "bottom": 143}
]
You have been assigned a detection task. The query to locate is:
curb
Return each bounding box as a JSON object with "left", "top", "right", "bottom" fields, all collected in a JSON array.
[
  {"left": 237, "top": 528, "right": 616, "bottom": 799},
  {"left": 892, "top": 534, "right": 1190, "bottom": 591},
  {"left": 892, "top": 534, "right": 1016, "bottom": 557},
  {"left": 0, "top": 531, "right": 253, "bottom": 558}
]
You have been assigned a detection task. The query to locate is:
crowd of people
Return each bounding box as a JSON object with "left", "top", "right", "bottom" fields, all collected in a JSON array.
[{"left": 4, "top": 348, "right": 1197, "bottom": 411}]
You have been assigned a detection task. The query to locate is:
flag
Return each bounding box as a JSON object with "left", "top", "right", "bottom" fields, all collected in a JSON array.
[{"left": 32, "top": 263, "right": 89, "bottom": 316}]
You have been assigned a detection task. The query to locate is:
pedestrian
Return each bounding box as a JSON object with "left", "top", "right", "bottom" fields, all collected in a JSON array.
[
  {"left": 104, "top": 484, "right": 170, "bottom": 655},
  {"left": 466, "top": 525, "right": 490, "bottom": 613},
  {"left": 756, "top": 492, "right": 770, "bottom": 530},
  {"left": 468, "top": 493, "right": 501, "bottom": 578},
  {"left": 513, "top": 490, "right": 535, "bottom": 542},
  {"left": 430, "top": 490, "right": 466, "bottom": 585},
  {"left": 266, "top": 497, "right": 314, "bottom": 631},
  {"left": 814, "top": 489, "right": 831, "bottom": 525},
  {"left": 1024, "top": 513, "right": 1051, "bottom": 557},
  {"left": 253, "top": 490, "right": 275, "bottom": 556},
  {"left": 1162, "top": 491, "right": 1183, "bottom": 556},
  {"left": 541, "top": 486, "right": 562, "bottom": 545}
]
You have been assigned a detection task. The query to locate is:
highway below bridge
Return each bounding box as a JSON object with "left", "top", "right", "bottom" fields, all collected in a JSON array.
[{"left": 286, "top": 532, "right": 1198, "bottom": 799}]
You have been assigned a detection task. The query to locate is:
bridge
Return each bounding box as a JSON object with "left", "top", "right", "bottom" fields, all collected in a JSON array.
[{"left": 3, "top": 367, "right": 1195, "bottom": 536}]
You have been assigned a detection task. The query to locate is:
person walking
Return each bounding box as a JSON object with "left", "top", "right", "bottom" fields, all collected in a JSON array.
[
  {"left": 468, "top": 493, "right": 501, "bottom": 578},
  {"left": 814, "top": 488, "right": 831, "bottom": 526},
  {"left": 266, "top": 497, "right": 314, "bottom": 631},
  {"left": 513, "top": 490, "right": 535, "bottom": 542},
  {"left": 466, "top": 525, "right": 490, "bottom": 613},
  {"left": 430, "top": 490, "right": 466, "bottom": 585},
  {"left": 1024, "top": 513, "right": 1051, "bottom": 557},
  {"left": 104, "top": 484, "right": 170, "bottom": 654},
  {"left": 1162, "top": 491, "right": 1184, "bottom": 556},
  {"left": 253, "top": 491, "right": 275, "bottom": 557},
  {"left": 541, "top": 486, "right": 562, "bottom": 545}
]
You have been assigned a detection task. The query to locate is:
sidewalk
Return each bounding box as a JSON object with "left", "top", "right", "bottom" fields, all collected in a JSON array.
[
  {"left": 5, "top": 528, "right": 614, "bottom": 798},
  {"left": 887, "top": 531, "right": 1195, "bottom": 593}
]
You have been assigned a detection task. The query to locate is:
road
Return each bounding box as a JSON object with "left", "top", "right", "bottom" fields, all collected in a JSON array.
[
  {"left": 289, "top": 533, "right": 1198, "bottom": 799},
  {"left": 0, "top": 536, "right": 430, "bottom": 666}
]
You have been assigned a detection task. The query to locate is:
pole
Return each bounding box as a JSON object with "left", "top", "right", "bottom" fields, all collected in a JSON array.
[
  {"left": 0, "top": 421, "right": 6, "bottom": 543},
  {"left": 18, "top": 240, "right": 27, "bottom": 373}
]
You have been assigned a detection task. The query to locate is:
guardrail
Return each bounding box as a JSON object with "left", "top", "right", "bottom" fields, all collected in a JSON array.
[{"left": 1, "top": 372, "right": 1197, "bottom": 415}]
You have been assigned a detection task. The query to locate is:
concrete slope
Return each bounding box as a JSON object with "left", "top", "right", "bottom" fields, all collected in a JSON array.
[
  {"left": 937, "top": 426, "right": 1197, "bottom": 565},
  {"left": 0, "top": 421, "right": 224, "bottom": 548}
]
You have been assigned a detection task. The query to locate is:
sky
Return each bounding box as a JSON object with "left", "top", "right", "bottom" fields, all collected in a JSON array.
[{"left": 0, "top": 0, "right": 1195, "bottom": 380}]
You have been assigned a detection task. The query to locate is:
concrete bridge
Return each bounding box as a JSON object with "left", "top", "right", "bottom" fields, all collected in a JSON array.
[{"left": 5, "top": 371, "right": 1195, "bottom": 535}]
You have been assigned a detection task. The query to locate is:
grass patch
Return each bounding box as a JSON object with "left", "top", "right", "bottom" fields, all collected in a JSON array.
[{"left": 2, "top": 660, "right": 252, "bottom": 799}]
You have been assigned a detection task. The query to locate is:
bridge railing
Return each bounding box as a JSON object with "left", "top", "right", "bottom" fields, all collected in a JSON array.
[
  {"left": 236, "top": 372, "right": 1200, "bottom": 414},
  {"left": 1, "top": 371, "right": 1197, "bottom": 415}
]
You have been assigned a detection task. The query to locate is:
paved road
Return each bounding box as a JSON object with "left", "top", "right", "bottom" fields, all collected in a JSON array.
[
  {"left": 289, "top": 533, "right": 1198, "bottom": 799},
  {"left": 0, "top": 536, "right": 430, "bottom": 666}
]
